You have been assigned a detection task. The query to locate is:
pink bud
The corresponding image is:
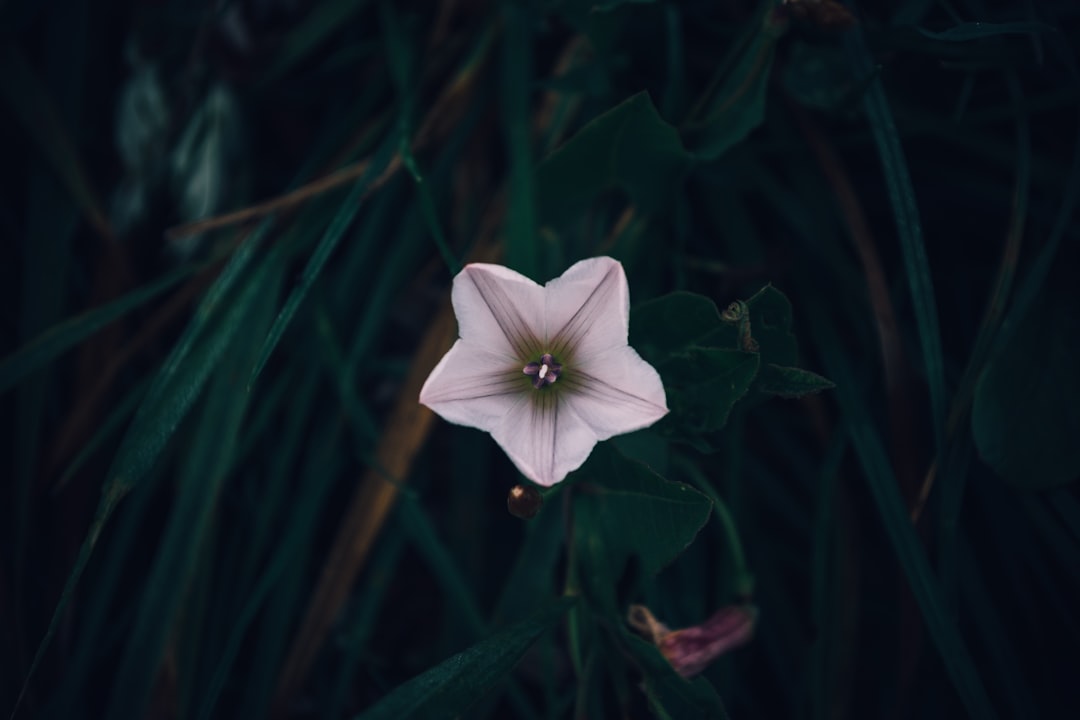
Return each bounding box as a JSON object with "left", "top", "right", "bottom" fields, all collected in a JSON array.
[{"left": 628, "top": 604, "right": 758, "bottom": 678}]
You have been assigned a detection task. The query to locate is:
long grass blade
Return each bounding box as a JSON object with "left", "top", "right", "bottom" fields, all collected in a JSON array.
[
  {"left": 105, "top": 256, "right": 283, "bottom": 719},
  {"left": 846, "top": 25, "right": 947, "bottom": 445},
  {"left": 0, "top": 263, "right": 196, "bottom": 396},
  {"left": 248, "top": 133, "right": 398, "bottom": 388},
  {"left": 816, "top": 320, "right": 998, "bottom": 720}
]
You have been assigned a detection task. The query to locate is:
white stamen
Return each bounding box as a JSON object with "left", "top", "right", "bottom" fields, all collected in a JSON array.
[{"left": 539, "top": 363, "right": 549, "bottom": 379}]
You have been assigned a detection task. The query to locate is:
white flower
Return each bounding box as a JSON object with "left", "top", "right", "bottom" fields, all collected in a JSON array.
[{"left": 420, "top": 257, "right": 669, "bottom": 486}]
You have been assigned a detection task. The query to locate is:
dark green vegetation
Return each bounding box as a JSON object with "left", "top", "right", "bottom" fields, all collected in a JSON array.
[{"left": 2, "top": 0, "right": 1079, "bottom": 718}]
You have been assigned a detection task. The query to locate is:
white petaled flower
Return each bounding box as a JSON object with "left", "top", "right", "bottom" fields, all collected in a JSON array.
[{"left": 420, "top": 256, "right": 669, "bottom": 487}]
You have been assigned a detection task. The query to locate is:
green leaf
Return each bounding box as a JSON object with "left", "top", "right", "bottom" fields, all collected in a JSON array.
[
  {"left": 536, "top": 92, "right": 691, "bottom": 227},
  {"left": 658, "top": 349, "right": 760, "bottom": 441},
  {"left": 630, "top": 292, "right": 732, "bottom": 364},
  {"left": 758, "top": 364, "right": 835, "bottom": 398},
  {"left": 357, "top": 599, "right": 574, "bottom": 720},
  {"left": 683, "top": 1, "right": 781, "bottom": 161},
  {"left": 972, "top": 279, "right": 1080, "bottom": 489},
  {"left": 744, "top": 284, "right": 797, "bottom": 367},
  {"left": 574, "top": 445, "right": 712, "bottom": 612},
  {"left": 914, "top": 20, "right": 1055, "bottom": 43}
]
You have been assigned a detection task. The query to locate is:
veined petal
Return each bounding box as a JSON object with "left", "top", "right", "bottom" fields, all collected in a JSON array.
[
  {"left": 419, "top": 340, "right": 525, "bottom": 431},
  {"left": 561, "top": 345, "right": 668, "bottom": 440},
  {"left": 453, "top": 263, "right": 544, "bottom": 360},
  {"left": 545, "top": 256, "right": 629, "bottom": 361},
  {"left": 490, "top": 392, "right": 597, "bottom": 487}
]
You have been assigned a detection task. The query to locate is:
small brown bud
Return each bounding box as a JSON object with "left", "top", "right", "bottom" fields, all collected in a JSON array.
[{"left": 507, "top": 484, "right": 543, "bottom": 519}]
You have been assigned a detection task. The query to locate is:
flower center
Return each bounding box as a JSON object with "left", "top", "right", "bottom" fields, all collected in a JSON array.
[{"left": 523, "top": 353, "right": 562, "bottom": 389}]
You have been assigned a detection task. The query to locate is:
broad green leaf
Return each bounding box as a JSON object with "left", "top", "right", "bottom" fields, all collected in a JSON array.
[
  {"left": 357, "top": 599, "right": 574, "bottom": 720},
  {"left": 758, "top": 364, "right": 835, "bottom": 398},
  {"left": 536, "top": 92, "right": 691, "bottom": 226},
  {"left": 574, "top": 445, "right": 712, "bottom": 613},
  {"left": 630, "top": 292, "right": 731, "bottom": 364},
  {"left": 658, "top": 349, "right": 760, "bottom": 441},
  {"left": 745, "top": 284, "right": 797, "bottom": 367},
  {"left": 682, "top": 1, "right": 781, "bottom": 161},
  {"left": 612, "top": 429, "right": 670, "bottom": 477},
  {"left": 972, "top": 279, "right": 1080, "bottom": 489}
]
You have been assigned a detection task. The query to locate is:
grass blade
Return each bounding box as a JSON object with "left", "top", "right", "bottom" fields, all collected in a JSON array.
[
  {"left": 11, "top": 221, "right": 276, "bottom": 717},
  {"left": 248, "top": 134, "right": 398, "bottom": 387},
  {"left": 105, "top": 256, "right": 283, "bottom": 719},
  {"left": 0, "top": 263, "right": 196, "bottom": 396},
  {"left": 501, "top": 1, "right": 538, "bottom": 278},
  {"left": 815, "top": 320, "right": 998, "bottom": 720},
  {"left": 357, "top": 599, "right": 573, "bottom": 720},
  {"left": 846, "top": 28, "right": 947, "bottom": 444}
]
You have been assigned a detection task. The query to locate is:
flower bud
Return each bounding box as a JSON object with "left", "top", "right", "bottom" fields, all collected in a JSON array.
[
  {"left": 507, "top": 484, "right": 543, "bottom": 520},
  {"left": 628, "top": 603, "right": 758, "bottom": 678}
]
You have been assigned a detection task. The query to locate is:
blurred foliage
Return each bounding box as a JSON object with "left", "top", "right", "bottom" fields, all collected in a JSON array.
[{"left": 2, "top": 0, "right": 1079, "bottom": 718}]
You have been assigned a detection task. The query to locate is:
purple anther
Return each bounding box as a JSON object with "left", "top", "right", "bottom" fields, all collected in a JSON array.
[{"left": 523, "top": 353, "right": 562, "bottom": 389}]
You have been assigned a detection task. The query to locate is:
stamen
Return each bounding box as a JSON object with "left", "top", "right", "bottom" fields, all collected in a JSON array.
[{"left": 523, "top": 353, "right": 562, "bottom": 389}]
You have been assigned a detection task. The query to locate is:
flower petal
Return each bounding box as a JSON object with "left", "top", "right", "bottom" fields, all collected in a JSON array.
[
  {"left": 545, "top": 256, "right": 629, "bottom": 361},
  {"left": 490, "top": 393, "right": 597, "bottom": 486},
  {"left": 658, "top": 605, "right": 758, "bottom": 678},
  {"left": 561, "top": 345, "right": 668, "bottom": 440},
  {"left": 419, "top": 340, "right": 525, "bottom": 430},
  {"left": 453, "top": 263, "right": 544, "bottom": 360}
]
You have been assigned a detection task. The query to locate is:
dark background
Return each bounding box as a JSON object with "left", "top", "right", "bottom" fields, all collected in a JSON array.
[{"left": 2, "top": 0, "right": 1079, "bottom": 718}]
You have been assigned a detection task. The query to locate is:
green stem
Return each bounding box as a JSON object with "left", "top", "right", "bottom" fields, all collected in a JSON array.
[
  {"left": 672, "top": 454, "right": 754, "bottom": 599},
  {"left": 562, "top": 487, "right": 584, "bottom": 678}
]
